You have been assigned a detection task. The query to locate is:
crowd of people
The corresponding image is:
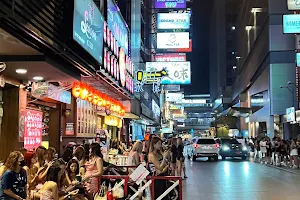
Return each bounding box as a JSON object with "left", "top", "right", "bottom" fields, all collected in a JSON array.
[
  {"left": 249, "top": 135, "right": 300, "bottom": 169},
  {"left": 0, "top": 135, "right": 188, "bottom": 200}
]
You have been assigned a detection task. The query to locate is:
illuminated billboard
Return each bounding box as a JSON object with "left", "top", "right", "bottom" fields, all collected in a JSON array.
[
  {"left": 154, "top": 53, "right": 186, "bottom": 62},
  {"left": 107, "top": 0, "right": 129, "bottom": 54},
  {"left": 283, "top": 14, "right": 300, "bottom": 33},
  {"left": 166, "top": 93, "right": 184, "bottom": 102},
  {"left": 157, "top": 32, "right": 189, "bottom": 49},
  {"left": 157, "top": 13, "right": 190, "bottom": 29},
  {"left": 146, "top": 62, "right": 191, "bottom": 84},
  {"left": 297, "top": 53, "right": 300, "bottom": 67},
  {"left": 73, "top": 0, "right": 104, "bottom": 64},
  {"left": 154, "top": 0, "right": 186, "bottom": 9},
  {"left": 287, "top": 0, "right": 300, "bottom": 10}
]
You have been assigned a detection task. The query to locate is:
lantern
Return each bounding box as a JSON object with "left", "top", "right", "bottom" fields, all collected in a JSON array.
[
  {"left": 79, "top": 83, "right": 89, "bottom": 100},
  {"left": 87, "top": 87, "right": 94, "bottom": 102},
  {"left": 92, "top": 92, "right": 99, "bottom": 105},
  {"left": 72, "top": 82, "right": 81, "bottom": 98},
  {"left": 121, "top": 109, "right": 125, "bottom": 116},
  {"left": 106, "top": 97, "right": 111, "bottom": 109}
]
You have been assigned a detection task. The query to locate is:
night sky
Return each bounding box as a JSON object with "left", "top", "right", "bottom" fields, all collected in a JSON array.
[{"left": 183, "top": 1, "right": 213, "bottom": 95}]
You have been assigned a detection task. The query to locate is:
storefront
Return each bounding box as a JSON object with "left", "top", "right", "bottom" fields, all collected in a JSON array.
[
  {"left": 0, "top": 45, "right": 78, "bottom": 160},
  {"left": 61, "top": 81, "right": 125, "bottom": 149}
]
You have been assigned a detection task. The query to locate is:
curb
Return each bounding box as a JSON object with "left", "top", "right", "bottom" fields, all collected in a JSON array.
[{"left": 253, "top": 161, "right": 300, "bottom": 175}]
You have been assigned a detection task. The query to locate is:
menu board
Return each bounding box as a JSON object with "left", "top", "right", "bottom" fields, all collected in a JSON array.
[
  {"left": 77, "top": 99, "right": 97, "bottom": 136},
  {"left": 23, "top": 110, "right": 43, "bottom": 150}
]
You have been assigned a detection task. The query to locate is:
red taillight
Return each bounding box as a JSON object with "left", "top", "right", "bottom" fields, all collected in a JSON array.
[
  {"left": 194, "top": 144, "right": 199, "bottom": 148},
  {"left": 215, "top": 143, "right": 220, "bottom": 148}
]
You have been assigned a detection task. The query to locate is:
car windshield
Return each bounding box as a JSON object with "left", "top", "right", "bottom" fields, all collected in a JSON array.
[
  {"left": 221, "top": 139, "right": 240, "bottom": 144},
  {"left": 197, "top": 139, "right": 215, "bottom": 144}
]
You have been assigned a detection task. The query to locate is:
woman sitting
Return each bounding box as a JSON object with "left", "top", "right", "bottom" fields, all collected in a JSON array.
[{"left": 31, "top": 159, "right": 78, "bottom": 200}]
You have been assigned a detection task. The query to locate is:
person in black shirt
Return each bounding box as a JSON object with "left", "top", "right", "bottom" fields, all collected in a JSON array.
[
  {"left": 177, "top": 137, "right": 187, "bottom": 179},
  {"left": 170, "top": 138, "right": 178, "bottom": 176},
  {"left": 0, "top": 151, "right": 27, "bottom": 200}
]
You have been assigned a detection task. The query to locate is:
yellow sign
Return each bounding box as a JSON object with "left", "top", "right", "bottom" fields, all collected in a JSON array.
[
  {"left": 136, "top": 70, "right": 168, "bottom": 84},
  {"left": 104, "top": 116, "right": 122, "bottom": 128}
]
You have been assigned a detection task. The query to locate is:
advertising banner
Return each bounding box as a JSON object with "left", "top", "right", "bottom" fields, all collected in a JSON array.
[
  {"left": 154, "top": 0, "right": 186, "bottom": 9},
  {"left": 287, "top": 107, "right": 296, "bottom": 122},
  {"left": 166, "top": 93, "right": 184, "bottom": 102},
  {"left": 73, "top": 0, "right": 104, "bottom": 64},
  {"left": 283, "top": 14, "right": 300, "bottom": 33},
  {"left": 157, "top": 13, "right": 190, "bottom": 29},
  {"left": 152, "top": 100, "right": 161, "bottom": 118},
  {"left": 163, "top": 85, "right": 181, "bottom": 91},
  {"left": 146, "top": 62, "right": 191, "bottom": 84},
  {"left": 23, "top": 110, "right": 43, "bottom": 150},
  {"left": 287, "top": 0, "right": 300, "bottom": 10},
  {"left": 154, "top": 53, "right": 186, "bottom": 62},
  {"left": 107, "top": 0, "right": 129, "bottom": 54},
  {"left": 157, "top": 32, "right": 189, "bottom": 49}
]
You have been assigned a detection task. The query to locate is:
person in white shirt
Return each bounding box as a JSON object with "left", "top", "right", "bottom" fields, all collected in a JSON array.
[{"left": 260, "top": 137, "right": 267, "bottom": 164}]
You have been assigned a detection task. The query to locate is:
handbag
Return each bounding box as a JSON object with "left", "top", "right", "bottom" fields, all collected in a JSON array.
[{"left": 94, "top": 182, "right": 108, "bottom": 200}]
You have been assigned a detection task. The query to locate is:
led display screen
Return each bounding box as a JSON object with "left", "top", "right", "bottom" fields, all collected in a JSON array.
[
  {"left": 157, "top": 13, "right": 190, "bottom": 29},
  {"left": 154, "top": 0, "right": 186, "bottom": 9}
]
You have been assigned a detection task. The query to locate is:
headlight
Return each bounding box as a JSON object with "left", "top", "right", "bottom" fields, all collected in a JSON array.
[
  {"left": 223, "top": 146, "right": 230, "bottom": 151},
  {"left": 242, "top": 146, "right": 248, "bottom": 151}
]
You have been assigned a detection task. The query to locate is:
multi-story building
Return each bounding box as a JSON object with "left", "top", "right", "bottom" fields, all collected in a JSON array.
[
  {"left": 221, "top": 0, "right": 296, "bottom": 138},
  {"left": 209, "top": 0, "right": 239, "bottom": 112}
]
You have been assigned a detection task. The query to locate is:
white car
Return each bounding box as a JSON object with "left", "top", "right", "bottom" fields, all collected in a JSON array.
[{"left": 192, "top": 138, "right": 219, "bottom": 161}]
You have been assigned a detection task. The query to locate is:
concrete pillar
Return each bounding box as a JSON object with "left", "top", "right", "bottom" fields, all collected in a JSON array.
[{"left": 266, "top": 115, "right": 275, "bottom": 138}]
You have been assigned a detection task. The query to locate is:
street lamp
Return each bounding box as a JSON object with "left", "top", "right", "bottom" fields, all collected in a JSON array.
[
  {"left": 245, "top": 26, "right": 254, "bottom": 53},
  {"left": 280, "top": 84, "right": 295, "bottom": 108},
  {"left": 251, "top": 8, "right": 263, "bottom": 39}
]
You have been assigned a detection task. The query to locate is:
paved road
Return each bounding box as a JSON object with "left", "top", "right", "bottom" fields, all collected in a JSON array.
[{"left": 182, "top": 158, "right": 300, "bottom": 200}]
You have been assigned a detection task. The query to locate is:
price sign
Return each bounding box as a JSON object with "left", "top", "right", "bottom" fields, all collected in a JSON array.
[{"left": 23, "top": 110, "right": 43, "bottom": 150}]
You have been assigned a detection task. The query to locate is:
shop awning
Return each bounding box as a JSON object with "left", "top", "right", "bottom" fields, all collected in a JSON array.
[{"left": 81, "top": 76, "right": 131, "bottom": 101}]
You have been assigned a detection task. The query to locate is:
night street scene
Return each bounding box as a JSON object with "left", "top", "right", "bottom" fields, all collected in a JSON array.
[{"left": 0, "top": 0, "right": 300, "bottom": 200}]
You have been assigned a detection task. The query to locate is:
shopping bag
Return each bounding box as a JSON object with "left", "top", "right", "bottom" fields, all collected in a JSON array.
[{"left": 112, "top": 181, "right": 124, "bottom": 198}]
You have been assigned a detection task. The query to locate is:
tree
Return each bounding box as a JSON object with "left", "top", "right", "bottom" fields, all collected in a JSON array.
[{"left": 210, "top": 116, "right": 237, "bottom": 137}]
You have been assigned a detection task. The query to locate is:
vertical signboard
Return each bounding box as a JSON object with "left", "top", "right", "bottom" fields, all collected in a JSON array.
[
  {"left": 286, "top": 107, "right": 296, "bottom": 122},
  {"left": 23, "top": 110, "right": 43, "bottom": 150},
  {"left": 107, "top": 0, "right": 129, "bottom": 54}
]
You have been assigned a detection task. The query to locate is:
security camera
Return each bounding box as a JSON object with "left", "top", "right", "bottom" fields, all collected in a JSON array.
[
  {"left": 0, "top": 62, "right": 6, "bottom": 72},
  {"left": 280, "top": 85, "right": 283, "bottom": 88}
]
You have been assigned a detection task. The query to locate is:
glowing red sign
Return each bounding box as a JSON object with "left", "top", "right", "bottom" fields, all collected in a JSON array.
[{"left": 23, "top": 110, "right": 43, "bottom": 150}]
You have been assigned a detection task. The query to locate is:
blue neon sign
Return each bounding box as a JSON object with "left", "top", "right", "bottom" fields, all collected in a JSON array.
[
  {"left": 283, "top": 14, "right": 300, "bottom": 34},
  {"left": 73, "top": 0, "right": 104, "bottom": 64},
  {"left": 107, "top": 0, "right": 129, "bottom": 54}
]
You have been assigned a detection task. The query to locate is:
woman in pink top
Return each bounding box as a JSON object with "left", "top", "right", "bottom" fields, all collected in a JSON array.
[{"left": 83, "top": 143, "right": 104, "bottom": 199}]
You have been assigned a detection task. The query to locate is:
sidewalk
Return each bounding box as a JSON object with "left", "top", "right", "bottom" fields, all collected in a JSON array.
[{"left": 251, "top": 159, "right": 300, "bottom": 175}]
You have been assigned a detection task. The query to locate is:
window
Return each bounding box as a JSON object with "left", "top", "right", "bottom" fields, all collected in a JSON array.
[{"left": 197, "top": 139, "right": 216, "bottom": 144}]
